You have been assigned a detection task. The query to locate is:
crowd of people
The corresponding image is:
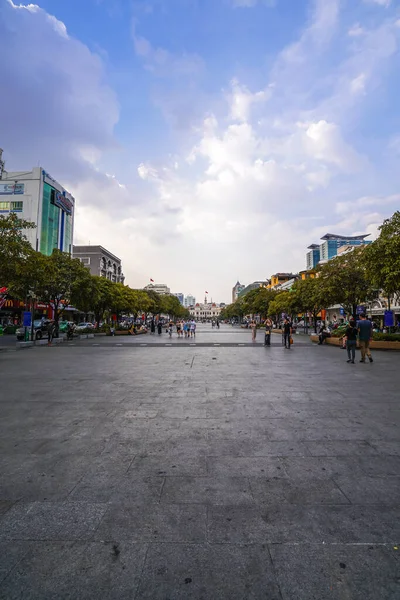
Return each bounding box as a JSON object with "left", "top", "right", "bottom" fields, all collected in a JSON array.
[{"left": 149, "top": 319, "right": 197, "bottom": 338}]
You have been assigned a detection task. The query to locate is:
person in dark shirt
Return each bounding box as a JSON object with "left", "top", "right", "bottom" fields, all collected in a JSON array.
[
  {"left": 318, "top": 323, "right": 331, "bottom": 345},
  {"left": 345, "top": 319, "right": 358, "bottom": 364},
  {"left": 357, "top": 313, "right": 373, "bottom": 363},
  {"left": 283, "top": 318, "right": 292, "bottom": 349}
]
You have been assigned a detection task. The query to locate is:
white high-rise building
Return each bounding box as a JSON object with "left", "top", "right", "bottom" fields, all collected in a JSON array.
[
  {"left": 184, "top": 294, "right": 196, "bottom": 307},
  {"left": 144, "top": 283, "right": 170, "bottom": 295},
  {"left": 0, "top": 165, "right": 75, "bottom": 255}
]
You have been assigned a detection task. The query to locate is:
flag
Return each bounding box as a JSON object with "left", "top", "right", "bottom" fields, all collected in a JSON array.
[{"left": 150, "top": 278, "right": 154, "bottom": 282}]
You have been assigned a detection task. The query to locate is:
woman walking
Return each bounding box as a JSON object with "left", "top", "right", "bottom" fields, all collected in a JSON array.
[{"left": 250, "top": 320, "right": 257, "bottom": 342}]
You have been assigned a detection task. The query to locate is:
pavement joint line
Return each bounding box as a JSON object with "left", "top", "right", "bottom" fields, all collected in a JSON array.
[{"left": 115, "top": 344, "right": 123, "bottom": 346}]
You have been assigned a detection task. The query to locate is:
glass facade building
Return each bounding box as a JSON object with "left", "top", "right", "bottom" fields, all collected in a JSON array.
[
  {"left": 40, "top": 179, "right": 74, "bottom": 256},
  {"left": 306, "top": 234, "right": 371, "bottom": 268},
  {"left": 306, "top": 245, "right": 320, "bottom": 269}
]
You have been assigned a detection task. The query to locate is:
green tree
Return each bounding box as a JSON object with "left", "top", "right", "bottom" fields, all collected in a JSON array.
[
  {"left": 0, "top": 213, "right": 36, "bottom": 287},
  {"left": 317, "top": 247, "right": 373, "bottom": 318},
  {"left": 161, "top": 294, "right": 186, "bottom": 319},
  {"left": 363, "top": 211, "right": 400, "bottom": 309},
  {"left": 268, "top": 291, "right": 295, "bottom": 321},
  {"left": 88, "top": 276, "right": 116, "bottom": 325},
  {"left": 291, "top": 278, "right": 325, "bottom": 332},
  {"left": 37, "top": 250, "right": 92, "bottom": 328},
  {"left": 220, "top": 297, "right": 245, "bottom": 321}
]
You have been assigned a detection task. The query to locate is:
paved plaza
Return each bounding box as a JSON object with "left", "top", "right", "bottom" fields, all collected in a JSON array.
[{"left": 0, "top": 324, "right": 399, "bottom": 599}]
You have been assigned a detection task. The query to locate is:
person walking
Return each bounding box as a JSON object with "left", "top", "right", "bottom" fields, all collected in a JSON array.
[
  {"left": 47, "top": 320, "right": 55, "bottom": 346},
  {"left": 358, "top": 313, "right": 373, "bottom": 363},
  {"left": 345, "top": 319, "right": 358, "bottom": 364},
  {"left": 157, "top": 321, "right": 162, "bottom": 335},
  {"left": 190, "top": 319, "right": 196, "bottom": 337},
  {"left": 264, "top": 317, "right": 273, "bottom": 346},
  {"left": 250, "top": 320, "right": 257, "bottom": 342},
  {"left": 168, "top": 321, "right": 174, "bottom": 337},
  {"left": 150, "top": 320, "right": 156, "bottom": 335},
  {"left": 283, "top": 318, "right": 292, "bottom": 349}
]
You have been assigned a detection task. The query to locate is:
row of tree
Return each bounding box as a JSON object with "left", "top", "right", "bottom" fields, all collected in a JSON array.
[
  {"left": 0, "top": 213, "right": 190, "bottom": 326},
  {"left": 220, "top": 211, "right": 400, "bottom": 329}
]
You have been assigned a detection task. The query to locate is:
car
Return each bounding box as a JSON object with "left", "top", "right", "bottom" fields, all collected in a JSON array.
[
  {"left": 16, "top": 319, "right": 48, "bottom": 341},
  {"left": 75, "top": 322, "right": 95, "bottom": 331}
]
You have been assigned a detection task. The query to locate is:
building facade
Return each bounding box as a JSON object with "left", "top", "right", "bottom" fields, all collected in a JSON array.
[
  {"left": 306, "top": 233, "right": 371, "bottom": 268},
  {"left": 306, "top": 244, "right": 320, "bottom": 270},
  {"left": 184, "top": 295, "right": 196, "bottom": 307},
  {"left": 268, "top": 273, "right": 296, "bottom": 289},
  {"left": 73, "top": 245, "right": 125, "bottom": 283},
  {"left": 144, "top": 283, "right": 170, "bottom": 295},
  {"left": 173, "top": 293, "right": 184, "bottom": 305},
  {"left": 232, "top": 281, "right": 245, "bottom": 303},
  {"left": 189, "top": 302, "right": 222, "bottom": 320},
  {"left": 0, "top": 166, "right": 74, "bottom": 255},
  {"left": 238, "top": 281, "right": 269, "bottom": 298}
]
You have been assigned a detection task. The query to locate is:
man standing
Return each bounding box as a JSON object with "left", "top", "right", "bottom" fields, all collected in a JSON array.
[
  {"left": 283, "top": 318, "right": 292, "bottom": 349},
  {"left": 358, "top": 313, "right": 373, "bottom": 363}
]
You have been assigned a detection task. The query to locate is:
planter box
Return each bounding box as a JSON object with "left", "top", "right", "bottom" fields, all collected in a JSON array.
[{"left": 310, "top": 334, "right": 400, "bottom": 351}]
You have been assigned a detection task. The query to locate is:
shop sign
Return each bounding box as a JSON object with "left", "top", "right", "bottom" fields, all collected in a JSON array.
[
  {"left": 23, "top": 311, "right": 32, "bottom": 327},
  {"left": 0, "top": 183, "right": 24, "bottom": 195},
  {"left": 356, "top": 305, "right": 366, "bottom": 315},
  {"left": 384, "top": 310, "right": 394, "bottom": 327},
  {"left": 54, "top": 192, "right": 73, "bottom": 215},
  {"left": 3, "top": 299, "right": 24, "bottom": 309}
]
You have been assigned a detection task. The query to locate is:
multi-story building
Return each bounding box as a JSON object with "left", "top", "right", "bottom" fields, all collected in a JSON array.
[
  {"left": 173, "top": 293, "right": 184, "bottom": 305},
  {"left": 306, "top": 244, "right": 320, "bottom": 270},
  {"left": 268, "top": 273, "right": 296, "bottom": 289},
  {"left": 306, "top": 233, "right": 371, "bottom": 268},
  {"left": 73, "top": 245, "right": 125, "bottom": 283},
  {"left": 190, "top": 302, "right": 222, "bottom": 321},
  {"left": 232, "top": 281, "right": 245, "bottom": 303},
  {"left": 238, "top": 281, "right": 269, "bottom": 298},
  {"left": 184, "top": 295, "right": 196, "bottom": 307},
  {"left": 144, "top": 283, "right": 170, "bottom": 295},
  {"left": 0, "top": 165, "right": 74, "bottom": 255}
]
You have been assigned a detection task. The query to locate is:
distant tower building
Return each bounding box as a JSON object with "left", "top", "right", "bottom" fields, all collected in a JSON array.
[
  {"left": 232, "top": 281, "right": 245, "bottom": 303},
  {"left": 173, "top": 293, "right": 184, "bottom": 305}
]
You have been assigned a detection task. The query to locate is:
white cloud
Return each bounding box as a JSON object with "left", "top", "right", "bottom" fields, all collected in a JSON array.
[
  {"left": 132, "top": 21, "right": 204, "bottom": 77},
  {"left": 1, "top": 0, "right": 398, "bottom": 302},
  {"left": 363, "top": 0, "right": 392, "bottom": 6},
  {"left": 348, "top": 24, "right": 365, "bottom": 37},
  {"left": 228, "top": 0, "right": 276, "bottom": 7},
  {"left": 229, "top": 79, "right": 271, "bottom": 122},
  {"left": 349, "top": 73, "right": 367, "bottom": 95}
]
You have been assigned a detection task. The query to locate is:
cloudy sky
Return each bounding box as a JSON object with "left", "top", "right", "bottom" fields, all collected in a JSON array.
[{"left": 1, "top": 0, "right": 399, "bottom": 303}]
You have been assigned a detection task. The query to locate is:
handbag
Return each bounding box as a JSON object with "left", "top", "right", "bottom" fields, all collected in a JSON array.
[{"left": 289, "top": 336, "right": 294, "bottom": 345}]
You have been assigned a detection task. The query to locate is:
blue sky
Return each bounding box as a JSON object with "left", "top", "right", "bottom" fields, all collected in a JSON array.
[{"left": 0, "top": 0, "right": 399, "bottom": 302}]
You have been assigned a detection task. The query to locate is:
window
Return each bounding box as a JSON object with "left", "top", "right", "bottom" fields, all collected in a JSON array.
[
  {"left": 11, "top": 201, "right": 23, "bottom": 212},
  {"left": 0, "top": 201, "right": 10, "bottom": 211},
  {"left": 80, "top": 257, "right": 90, "bottom": 265}
]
